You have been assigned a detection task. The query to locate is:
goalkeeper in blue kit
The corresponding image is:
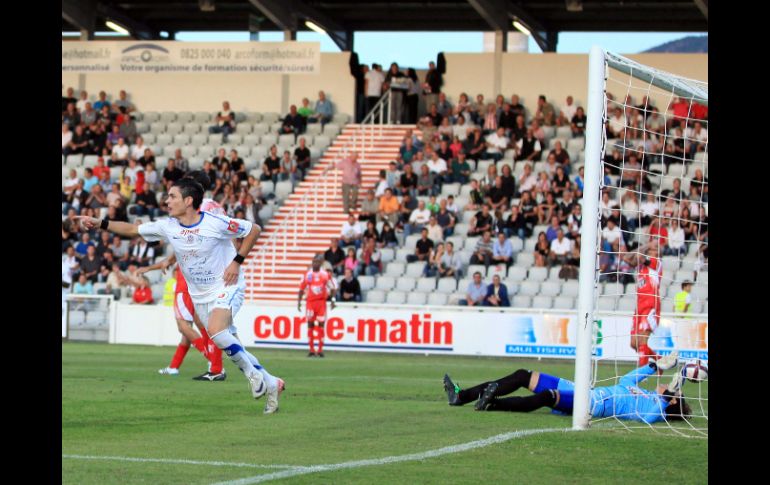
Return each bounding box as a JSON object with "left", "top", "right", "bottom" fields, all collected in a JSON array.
[{"left": 443, "top": 352, "right": 690, "bottom": 424}]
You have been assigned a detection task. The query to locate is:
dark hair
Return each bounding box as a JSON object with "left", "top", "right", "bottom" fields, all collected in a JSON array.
[
  {"left": 184, "top": 170, "right": 211, "bottom": 190},
  {"left": 173, "top": 178, "right": 204, "bottom": 209},
  {"left": 407, "top": 68, "right": 418, "bottom": 81},
  {"left": 664, "top": 393, "right": 692, "bottom": 421}
]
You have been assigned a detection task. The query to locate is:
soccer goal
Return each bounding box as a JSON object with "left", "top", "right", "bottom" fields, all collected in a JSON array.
[{"left": 573, "top": 46, "right": 708, "bottom": 437}]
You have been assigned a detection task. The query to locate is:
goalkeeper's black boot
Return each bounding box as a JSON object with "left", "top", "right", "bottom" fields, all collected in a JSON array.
[
  {"left": 475, "top": 382, "right": 499, "bottom": 411},
  {"left": 443, "top": 374, "right": 462, "bottom": 406}
]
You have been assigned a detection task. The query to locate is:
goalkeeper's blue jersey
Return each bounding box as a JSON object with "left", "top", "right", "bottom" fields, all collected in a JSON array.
[{"left": 589, "top": 365, "right": 671, "bottom": 424}]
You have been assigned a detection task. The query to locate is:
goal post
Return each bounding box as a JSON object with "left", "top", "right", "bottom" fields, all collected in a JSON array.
[{"left": 573, "top": 46, "right": 708, "bottom": 433}]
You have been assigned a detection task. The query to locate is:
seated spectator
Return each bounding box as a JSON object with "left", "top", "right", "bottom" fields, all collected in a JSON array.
[
  {"left": 75, "top": 232, "right": 95, "bottom": 258},
  {"left": 404, "top": 200, "right": 431, "bottom": 237},
  {"left": 483, "top": 127, "right": 509, "bottom": 162},
  {"left": 161, "top": 159, "right": 184, "bottom": 186},
  {"left": 358, "top": 238, "right": 382, "bottom": 276},
  {"left": 505, "top": 205, "right": 529, "bottom": 241},
  {"left": 279, "top": 150, "right": 299, "bottom": 185},
  {"left": 534, "top": 95, "right": 556, "bottom": 127},
  {"left": 551, "top": 167, "right": 571, "bottom": 199},
  {"left": 450, "top": 150, "right": 472, "bottom": 185},
  {"left": 340, "top": 214, "right": 363, "bottom": 250},
  {"left": 374, "top": 169, "right": 389, "bottom": 198},
  {"left": 518, "top": 163, "right": 538, "bottom": 196},
  {"left": 339, "top": 268, "right": 362, "bottom": 302},
  {"left": 378, "top": 221, "right": 399, "bottom": 248},
  {"left": 128, "top": 237, "right": 155, "bottom": 267},
  {"left": 61, "top": 123, "right": 73, "bottom": 154},
  {"left": 73, "top": 273, "right": 94, "bottom": 296},
  {"left": 534, "top": 231, "right": 550, "bottom": 267},
  {"left": 540, "top": 196, "right": 559, "bottom": 229},
  {"left": 309, "top": 90, "right": 333, "bottom": 125},
  {"left": 385, "top": 161, "right": 401, "bottom": 192},
  {"left": 549, "top": 229, "right": 572, "bottom": 266},
  {"left": 571, "top": 107, "right": 587, "bottom": 137},
  {"left": 343, "top": 248, "right": 359, "bottom": 277},
  {"left": 324, "top": 238, "right": 345, "bottom": 276},
  {"left": 483, "top": 275, "right": 510, "bottom": 307},
  {"left": 435, "top": 199, "right": 456, "bottom": 238},
  {"left": 424, "top": 242, "right": 445, "bottom": 277},
  {"left": 407, "top": 228, "right": 434, "bottom": 263},
  {"left": 377, "top": 188, "right": 401, "bottom": 227},
  {"left": 486, "top": 176, "right": 509, "bottom": 212},
  {"left": 398, "top": 163, "right": 417, "bottom": 197},
  {"left": 648, "top": 216, "right": 669, "bottom": 249},
  {"left": 130, "top": 182, "right": 160, "bottom": 220},
  {"left": 80, "top": 245, "right": 102, "bottom": 283},
  {"left": 426, "top": 215, "right": 444, "bottom": 243},
  {"left": 463, "top": 127, "right": 486, "bottom": 164},
  {"left": 297, "top": 97, "right": 314, "bottom": 118},
  {"left": 209, "top": 101, "right": 235, "bottom": 142},
  {"left": 281, "top": 104, "right": 306, "bottom": 136},
  {"left": 356, "top": 190, "right": 378, "bottom": 225},
  {"left": 399, "top": 137, "right": 418, "bottom": 165},
  {"left": 601, "top": 217, "right": 624, "bottom": 248},
  {"left": 463, "top": 179, "right": 485, "bottom": 213},
  {"left": 294, "top": 137, "right": 312, "bottom": 180},
  {"left": 362, "top": 220, "right": 379, "bottom": 244},
  {"left": 131, "top": 276, "right": 154, "bottom": 305},
  {"left": 470, "top": 230, "right": 494, "bottom": 267},
  {"left": 416, "top": 164, "right": 436, "bottom": 196},
  {"left": 468, "top": 204, "right": 493, "bottom": 237},
  {"left": 261, "top": 145, "right": 282, "bottom": 184},
  {"left": 558, "top": 95, "right": 577, "bottom": 127},
  {"left": 492, "top": 232, "right": 514, "bottom": 267},
  {"left": 68, "top": 125, "right": 90, "bottom": 155},
  {"left": 459, "top": 271, "right": 486, "bottom": 306},
  {"left": 439, "top": 241, "right": 462, "bottom": 279},
  {"left": 566, "top": 204, "right": 582, "bottom": 242},
  {"left": 665, "top": 219, "right": 686, "bottom": 257},
  {"left": 63, "top": 102, "right": 81, "bottom": 129}
]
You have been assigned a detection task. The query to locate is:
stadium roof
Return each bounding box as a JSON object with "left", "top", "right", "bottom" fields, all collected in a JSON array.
[{"left": 62, "top": 0, "right": 708, "bottom": 52}]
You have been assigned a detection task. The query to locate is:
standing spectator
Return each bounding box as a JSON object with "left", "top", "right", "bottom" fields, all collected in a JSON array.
[
  {"left": 355, "top": 64, "right": 368, "bottom": 123},
  {"left": 337, "top": 152, "right": 362, "bottom": 214},
  {"left": 209, "top": 101, "right": 235, "bottom": 142},
  {"left": 323, "top": 238, "right": 345, "bottom": 276},
  {"left": 405, "top": 68, "right": 421, "bottom": 124},
  {"left": 459, "top": 271, "right": 486, "bottom": 306},
  {"left": 281, "top": 104, "right": 306, "bottom": 137},
  {"left": 483, "top": 275, "right": 510, "bottom": 307},
  {"left": 422, "top": 61, "right": 443, "bottom": 117},
  {"left": 339, "top": 268, "right": 362, "bottom": 302},
  {"left": 364, "top": 63, "right": 386, "bottom": 113}
]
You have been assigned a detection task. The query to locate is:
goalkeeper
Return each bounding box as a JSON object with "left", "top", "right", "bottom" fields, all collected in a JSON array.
[{"left": 442, "top": 352, "right": 690, "bottom": 424}]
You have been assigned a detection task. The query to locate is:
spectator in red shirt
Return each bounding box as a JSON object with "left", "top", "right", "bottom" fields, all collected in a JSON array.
[
  {"left": 131, "top": 276, "right": 154, "bottom": 305},
  {"left": 647, "top": 216, "right": 669, "bottom": 248}
]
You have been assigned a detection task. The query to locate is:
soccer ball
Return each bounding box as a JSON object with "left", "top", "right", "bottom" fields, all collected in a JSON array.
[{"left": 681, "top": 359, "right": 708, "bottom": 383}]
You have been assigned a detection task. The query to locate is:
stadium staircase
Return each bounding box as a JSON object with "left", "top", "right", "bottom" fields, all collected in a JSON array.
[{"left": 244, "top": 123, "right": 419, "bottom": 302}]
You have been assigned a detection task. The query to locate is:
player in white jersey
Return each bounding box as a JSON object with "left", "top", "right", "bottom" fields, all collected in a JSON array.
[{"left": 76, "top": 178, "right": 284, "bottom": 414}]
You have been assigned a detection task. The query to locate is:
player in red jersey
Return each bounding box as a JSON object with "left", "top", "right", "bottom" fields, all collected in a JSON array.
[
  {"left": 297, "top": 256, "right": 338, "bottom": 357},
  {"left": 138, "top": 261, "right": 226, "bottom": 380},
  {"left": 623, "top": 243, "right": 663, "bottom": 366}
]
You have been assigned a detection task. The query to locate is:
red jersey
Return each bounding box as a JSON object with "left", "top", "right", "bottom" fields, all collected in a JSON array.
[
  {"left": 299, "top": 269, "right": 335, "bottom": 303},
  {"left": 636, "top": 259, "right": 662, "bottom": 313},
  {"left": 174, "top": 266, "right": 188, "bottom": 294},
  {"left": 133, "top": 287, "right": 154, "bottom": 304}
]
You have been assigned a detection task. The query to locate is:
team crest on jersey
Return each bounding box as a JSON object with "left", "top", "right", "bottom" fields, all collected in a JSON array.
[
  {"left": 187, "top": 234, "right": 195, "bottom": 243},
  {"left": 227, "top": 220, "right": 240, "bottom": 233}
]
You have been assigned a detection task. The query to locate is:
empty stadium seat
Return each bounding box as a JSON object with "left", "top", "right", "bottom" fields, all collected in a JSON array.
[
  {"left": 416, "top": 277, "right": 437, "bottom": 292},
  {"left": 395, "top": 277, "right": 416, "bottom": 292},
  {"left": 366, "top": 290, "right": 385, "bottom": 303},
  {"left": 407, "top": 292, "right": 428, "bottom": 305},
  {"left": 428, "top": 293, "right": 449, "bottom": 306},
  {"left": 386, "top": 291, "right": 407, "bottom": 304}
]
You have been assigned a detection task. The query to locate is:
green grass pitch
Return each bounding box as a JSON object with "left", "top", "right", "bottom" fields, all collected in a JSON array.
[{"left": 62, "top": 342, "right": 707, "bottom": 484}]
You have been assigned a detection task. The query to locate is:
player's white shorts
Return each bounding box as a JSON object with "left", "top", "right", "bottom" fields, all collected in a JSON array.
[{"left": 193, "top": 284, "right": 245, "bottom": 331}]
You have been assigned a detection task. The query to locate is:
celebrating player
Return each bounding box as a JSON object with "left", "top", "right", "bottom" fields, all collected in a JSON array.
[
  {"left": 623, "top": 243, "right": 663, "bottom": 366},
  {"left": 76, "top": 178, "right": 285, "bottom": 414},
  {"left": 297, "top": 256, "right": 338, "bottom": 358},
  {"left": 443, "top": 352, "right": 690, "bottom": 424}
]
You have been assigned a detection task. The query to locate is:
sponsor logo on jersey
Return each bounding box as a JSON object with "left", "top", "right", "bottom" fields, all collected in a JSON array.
[{"left": 227, "top": 220, "right": 240, "bottom": 233}]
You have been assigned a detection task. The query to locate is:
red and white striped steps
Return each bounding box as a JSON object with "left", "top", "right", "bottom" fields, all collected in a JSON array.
[{"left": 244, "top": 124, "right": 418, "bottom": 302}]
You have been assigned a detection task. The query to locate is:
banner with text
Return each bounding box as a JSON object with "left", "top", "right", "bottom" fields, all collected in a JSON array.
[
  {"left": 228, "top": 305, "right": 708, "bottom": 362},
  {"left": 62, "top": 41, "right": 321, "bottom": 75}
]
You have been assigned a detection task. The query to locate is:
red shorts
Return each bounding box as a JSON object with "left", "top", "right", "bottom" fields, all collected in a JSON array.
[
  {"left": 632, "top": 307, "right": 658, "bottom": 335},
  {"left": 174, "top": 292, "right": 195, "bottom": 322},
  {"left": 305, "top": 299, "right": 327, "bottom": 323}
]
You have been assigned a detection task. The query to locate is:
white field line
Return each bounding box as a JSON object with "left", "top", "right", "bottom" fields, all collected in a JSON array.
[
  {"left": 62, "top": 454, "right": 305, "bottom": 471},
  {"left": 212, "top": 427, "right": 574, "bottom": 485}
]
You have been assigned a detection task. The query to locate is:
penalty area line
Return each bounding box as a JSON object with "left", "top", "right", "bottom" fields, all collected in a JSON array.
[
  {"left": 211, "top": 427, "right": 574, "bottom": 485},
  {"left": 62, "top": 454, "right": 306, "bottom": 470}
]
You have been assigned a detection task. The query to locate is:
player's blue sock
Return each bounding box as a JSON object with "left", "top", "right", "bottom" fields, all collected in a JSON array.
[{"left": 210, "top": 330, "right": 258, "bottom": 377}]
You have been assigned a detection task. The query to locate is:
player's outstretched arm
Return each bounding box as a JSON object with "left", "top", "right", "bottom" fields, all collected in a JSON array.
[
  {"left": 74, "top": 216, "right": 141, "bottom": 239},
  {"left": 618, "top": 363, "right": 657, "bottom": 386},
  {"left": 136, "top": 254, "right": 177, "bottom": 275}
]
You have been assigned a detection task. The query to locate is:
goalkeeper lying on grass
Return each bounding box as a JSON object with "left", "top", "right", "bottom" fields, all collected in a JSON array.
[{"left": 442, "top": 352, "right": 690, "bottom": 424}]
